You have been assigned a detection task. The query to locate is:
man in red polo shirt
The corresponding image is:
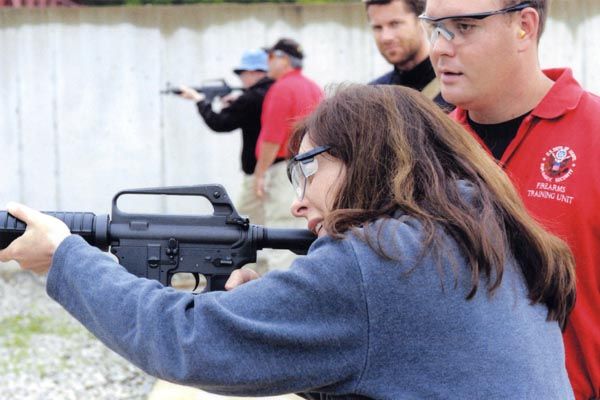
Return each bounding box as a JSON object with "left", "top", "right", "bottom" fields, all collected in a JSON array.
[
  {"left": 254, "top": 38, "right": 323, "bottom": 271},
  {"left": 422, "top": 1, "right": 599, "bottom": 397}
]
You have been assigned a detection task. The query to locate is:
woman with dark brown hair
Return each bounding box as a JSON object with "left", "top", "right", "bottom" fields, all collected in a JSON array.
[{"left": 1, "top": 85, "right": 575, "bottom": 399}]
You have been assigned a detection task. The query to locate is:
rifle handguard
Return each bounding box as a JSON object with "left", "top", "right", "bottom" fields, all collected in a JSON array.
[{"left": 0, "top": 211, "right": 109, "bottom": 251}]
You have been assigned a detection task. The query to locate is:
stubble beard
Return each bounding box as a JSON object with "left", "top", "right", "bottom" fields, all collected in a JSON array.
[{"left": 381, "top": 37, "right": 422, "bottom": 71}]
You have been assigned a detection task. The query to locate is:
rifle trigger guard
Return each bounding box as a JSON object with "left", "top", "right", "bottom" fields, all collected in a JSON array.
[{"left": 192, "top": 273, "right": 201, "bottom": 292}]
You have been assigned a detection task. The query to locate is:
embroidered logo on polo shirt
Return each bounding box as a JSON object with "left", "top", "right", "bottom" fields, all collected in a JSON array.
[
  {"left": 527, "top": 146, "right": 576, "bottom": 205},
  {"left": 540, "top": 146, "right": 576, "bottom": 183}
]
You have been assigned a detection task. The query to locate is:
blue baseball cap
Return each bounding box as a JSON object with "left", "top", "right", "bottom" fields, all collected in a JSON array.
[{"left": 233, "top": 49, "right": 268, "bottom": 75}]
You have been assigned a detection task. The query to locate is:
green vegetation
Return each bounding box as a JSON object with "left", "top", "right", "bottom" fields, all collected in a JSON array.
[
  {"left": 0, "top": 314, "right": 79, "bottom": 346},
  {"left": 0, "top": 313, "right": 82, "bottom": 375}
]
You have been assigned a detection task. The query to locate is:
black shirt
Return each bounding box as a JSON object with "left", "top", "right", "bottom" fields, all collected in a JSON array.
[
  {"left": 369, "top": 57, "right": 453, "bottom": 111},
  {"left": 468, "top": 111, "right": 530, "bottom": 160},
  {"left": 196, "top": 76, "right": 274, "bottom": 175}
]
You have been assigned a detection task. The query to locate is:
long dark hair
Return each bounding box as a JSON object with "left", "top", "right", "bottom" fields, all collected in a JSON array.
[{"left": 290, "top": 84, "right": 575, "bottom": 328}]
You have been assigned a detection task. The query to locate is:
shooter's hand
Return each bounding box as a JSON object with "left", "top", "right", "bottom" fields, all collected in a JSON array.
[
  {"left": 179, "top": 85, "right": 206, "bottom": 102},
  {"left": 220, "top": 92, "right": 241, "bottom": 108},
  {"left": 224, "top": 268, "right": 260, "bottom": 291},
  {"left": 0, "top": 203, "right": 70, "bottom": 274}
]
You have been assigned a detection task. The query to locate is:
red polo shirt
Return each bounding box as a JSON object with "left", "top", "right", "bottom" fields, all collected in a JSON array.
[
  {"left": 453, "top": 69, "right": 600, "bottom": 400},
  {"left": 256, "top": 69, "right": 323, "bottom": 159}
]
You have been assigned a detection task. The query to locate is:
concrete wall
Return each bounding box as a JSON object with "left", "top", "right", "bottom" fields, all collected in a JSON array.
[{"left": 0, "top": 1, "right": 598, "bottom": 216}]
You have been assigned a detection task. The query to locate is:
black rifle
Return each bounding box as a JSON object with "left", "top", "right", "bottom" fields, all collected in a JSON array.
[
  {"left": 0, "top": 185, "right": 316, "bottom": 292},
  {"left": 160, "top": 79, "right": 242, "bottom": 103}
]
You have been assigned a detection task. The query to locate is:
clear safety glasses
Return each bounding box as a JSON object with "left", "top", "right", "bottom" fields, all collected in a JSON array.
[
  {"left": 418, "top": 2, "right": 532, "bottom": 45},
  {"left": 286, "top": 145, "right": 331, "bottom": 201},
  {"left": 268, "top": 50, "right": 287, "bottom": 60}
]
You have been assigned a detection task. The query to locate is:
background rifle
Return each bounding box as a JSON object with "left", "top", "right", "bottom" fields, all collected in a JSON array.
[
  {"left": 0, "top": 185, "right": 316, "bottom": 292},
  {"left": 160, "top": 79, "right": 242, "bottom": 102}
]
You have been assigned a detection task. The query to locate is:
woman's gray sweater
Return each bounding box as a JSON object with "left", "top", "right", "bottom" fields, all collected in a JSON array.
[{"left": 47, "top": 215, "right": 573, "bottom": 399}]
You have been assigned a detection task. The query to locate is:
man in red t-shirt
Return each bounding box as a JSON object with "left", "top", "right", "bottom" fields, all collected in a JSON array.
[
  {"left": 422, "top": 1, "right": 600, "bottom": 397},
  {"left": 254, "top": 38, "right": 323, "bottom": 271}
]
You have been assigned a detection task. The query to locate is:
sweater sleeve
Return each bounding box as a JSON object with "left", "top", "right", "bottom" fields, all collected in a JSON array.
[
  {"left": 46, "top": 235, "right": 369, "bottom": 397},
  {"left": 196, "top": 92, "right": 254, "bottom": 133}
]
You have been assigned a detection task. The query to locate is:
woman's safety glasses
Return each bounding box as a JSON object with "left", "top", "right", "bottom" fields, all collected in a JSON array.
[
  {"left": 418, "top": 1, "right": 532, "bottom": 45},
  {"left": 287, "top": 145, "right": 331, "bottom": 200}
]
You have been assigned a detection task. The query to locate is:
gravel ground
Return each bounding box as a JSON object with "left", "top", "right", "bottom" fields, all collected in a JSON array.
[{"left": 0, "top": 262, "right": 156, "bottom": 400}]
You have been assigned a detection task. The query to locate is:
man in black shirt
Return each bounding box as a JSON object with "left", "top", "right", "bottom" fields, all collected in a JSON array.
[
  {"left": 179, "top": 49, "right": 274, "bottom": 235},
  {"left": 365, "top": 0, "right": 451, "bottom": 110}
]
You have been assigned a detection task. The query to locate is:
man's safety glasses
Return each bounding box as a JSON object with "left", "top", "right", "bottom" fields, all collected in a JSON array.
[
  {"left": 268, "top": 50, "right": 287, "bottom": 60},
  {"left": 418, "top": 2, "right": 532, "bottom": 45},
  {"left": 287, "top": 145, "right": 331, "bottom": 201}
]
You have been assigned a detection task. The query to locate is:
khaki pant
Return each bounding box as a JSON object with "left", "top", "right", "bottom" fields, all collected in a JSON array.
[
  {"left": 235, "top": 163, "right": 304, "bottom": 275},
  {"left": 236, "top": 173, "right": 265, "bottom": 225}
]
